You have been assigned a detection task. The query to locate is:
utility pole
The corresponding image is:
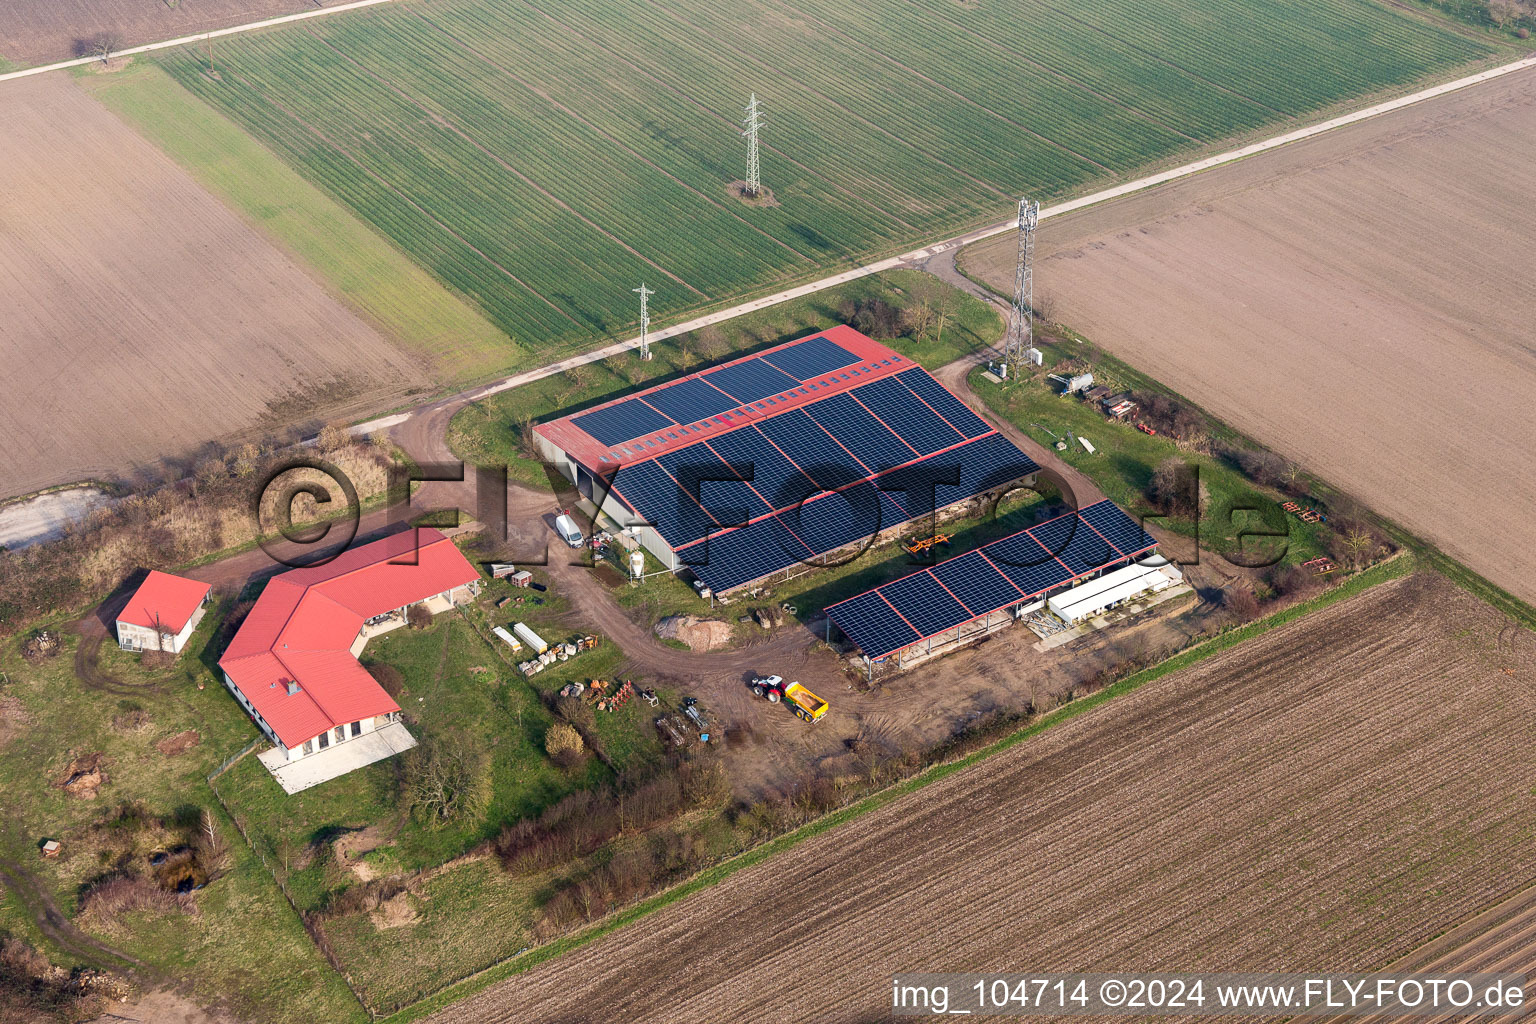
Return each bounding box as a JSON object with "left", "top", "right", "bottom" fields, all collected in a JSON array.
[
  {"left": 633, "top": 283, "right": 655, "bottom": 361},
  {"left": 1002, "top": 197, "right": 1039, "bottom": 375},
  {"left": 742, "top": 93, "right": 764, "bottom": 198}
]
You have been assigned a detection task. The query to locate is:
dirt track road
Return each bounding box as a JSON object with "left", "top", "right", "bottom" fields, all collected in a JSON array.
[
  {"left": 962, "top": 67, "right": 1536, "bottom": 607},
  {"left": 424, "top": 572, "right": 1536, "bottom": 1024}
]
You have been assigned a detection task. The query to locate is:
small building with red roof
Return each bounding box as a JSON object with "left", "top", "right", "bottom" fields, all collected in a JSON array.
[
  {"left": 218, "top": 528, "right": 481, "bottom": 792},
  {"left": 116, "top": 570, "right": 212, "bottom": 655}
]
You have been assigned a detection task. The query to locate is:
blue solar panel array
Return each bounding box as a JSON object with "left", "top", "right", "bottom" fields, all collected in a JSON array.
[
  {"left": 827, "top": 591, "right": 921, "bottom": 659},
  {"left": 803, "top": 393, "right": 919, "bottom": 475},
  {"left": 568, "top": 334, "right": 1002, "bottom": 452},
  {"left": 895, "top": 368, "right": 992, "bottom": 439},
  {"left": 754, "top": 411, "right": 867, "bottom": 492},
  {"left": 880, "top": 572, "right": 971, "bottom": 638},
  {"left": 759, "top": 334, "right": 858, "bottom": 380},
  {"left": 612, "top": 460, "right": 719, "bottom": 548},
  {"left": 639, "top": 378, "right": 738, "bottom": 426},
  {"left": 678, "top": 516, "right": 811, "bottom": 591},
  {"left": 568, "top": 338, "right": 854, "bottom": 448},
  {"left": 778, "top": 481, "right": 884, "bottom": 556},
  {"left": 702, "top": 429, "right": 816, "bottom": 512},
  {"left": 826, "top": 500, "right": 1158, "bottom": 658},
  {"left": 584, "top": 334, "right": 1049, "bottom": 595},
  {"left": 682, "top": 432, "right": 1032, "bottom": 593},
  {"left": 847, "top": 377, "right": 965, "bottom": 456},
  {"left": 934, "top": 433, "right": 1042, "bottom": 511},
  {"left": 1030, "top": 513, "right": 1119, "bottom": 575},
  {"left": 988, "top": 532, "right": 1075, "bottom": 596},
  {"left": 1080, "top": 501, "right": 1157, "bottom": 558},
  {"left": 572, "top": 400, "right": 675, "bottom": 448},
  {"left": 697, "top": 359, "right": 799, "bottom": 407}
]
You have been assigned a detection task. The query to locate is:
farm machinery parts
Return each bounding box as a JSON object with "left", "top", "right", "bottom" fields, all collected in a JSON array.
[
  {"left": 750, "top": 675, "right": 829, "bottom": 723},
  {"left": 560, "top": 677, "right": 656, "bottom": 712},
  {"left": 682, "top": 697, "right": 710, "bottom": 740},
  {"left": 1031, "top": 422, "right": 1070, "bottom": 452},
  {"left": 902, "top": 532, "right": 952, "bottom": 557},
  {"left": 656, "top": 696, "right": 714, "bottom": 748},
  {"left": 1302, "top": 556, "right": 1338, "bottom": 576},
  {"left": 1282, "top": 501, "right": 1329, "bottom": 524}
]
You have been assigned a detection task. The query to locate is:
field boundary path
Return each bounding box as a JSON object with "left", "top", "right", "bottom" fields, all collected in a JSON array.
[
  {"left": 0, "top": 0, "right": 396, "bottom": 83},
  {"left": 347, "top": 50, "right": 1536, "bottom": 437}
]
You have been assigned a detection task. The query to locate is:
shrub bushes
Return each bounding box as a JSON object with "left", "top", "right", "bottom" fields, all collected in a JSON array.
[
  {"left": 544, "top": 722, "right": 587, "bottom": 769},
  {"left": 366, "top": 663, "right": 404, "bottom": 699}
]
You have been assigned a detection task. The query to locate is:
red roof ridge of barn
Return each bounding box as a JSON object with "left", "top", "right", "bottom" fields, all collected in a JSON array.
[
  {"left": 117, "top": 570, "right": 211, "bottom": 633},
  {"left": 218, "top": 529, "right": 479, "bottom": 750},
  {"left": 534, "top": 325, "right": 913, "bottom": 473}
]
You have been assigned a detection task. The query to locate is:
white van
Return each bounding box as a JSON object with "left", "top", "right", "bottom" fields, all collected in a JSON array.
[{"left": 554, "top": 513, "right": 584, "bottom": 548}]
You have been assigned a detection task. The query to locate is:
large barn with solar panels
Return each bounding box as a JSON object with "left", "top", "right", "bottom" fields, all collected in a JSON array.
[{"left": 534, "top": 325, "right": 1043, "bottom": 595}]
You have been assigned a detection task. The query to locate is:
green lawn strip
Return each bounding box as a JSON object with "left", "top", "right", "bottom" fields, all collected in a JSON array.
[
  {"left": 381, "top": 554, "right": 1414, "bottom": 1024},
  {"left": 77, "top": 62, "right": 516, "bottom": 387},
  {"left": 448, "top": 269, "right": 1003, "bottom": 486}
]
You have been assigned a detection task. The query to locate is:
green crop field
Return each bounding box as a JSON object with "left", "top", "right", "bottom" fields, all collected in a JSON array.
[{"left": 155, "top": 0, "right": 1490, "bottom": 360}]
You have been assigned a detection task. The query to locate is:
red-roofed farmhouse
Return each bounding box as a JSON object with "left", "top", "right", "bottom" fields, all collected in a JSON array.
[
  {"left": 219, "top": 529, "right": 481, "bottom": 792},
  {"left": 115, "top": 571, "right": 212, "bottom": 656}
]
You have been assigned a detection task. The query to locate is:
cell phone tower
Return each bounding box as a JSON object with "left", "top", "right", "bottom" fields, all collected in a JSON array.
[
  {"left": 742, "top": 93, "right": 764, "bottom": 198},
  {"left": 633, "top": 282, "right": 655, "bottom": 361},
  {"left": 1003, "top": 197, "right": 1040, "bottom": 374}
]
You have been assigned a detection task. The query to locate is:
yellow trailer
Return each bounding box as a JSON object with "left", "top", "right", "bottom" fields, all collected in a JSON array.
[
  {"left": 782, "top": 682, "right": 828, "bottom": 722},
  {"left": 751, "top": 675, "right": 828, "bottom": 722}
]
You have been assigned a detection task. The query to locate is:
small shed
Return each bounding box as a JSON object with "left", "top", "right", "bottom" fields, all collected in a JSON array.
[
  {"left": 1047, "top": 563, "right": 1181, "bottom": 625},
  {"left": 116, "top": 571, "right": 212, "bottom": 655}
]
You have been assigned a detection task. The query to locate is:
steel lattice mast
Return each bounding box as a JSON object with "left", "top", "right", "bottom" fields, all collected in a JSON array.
[
  {"left": 1003, "top": 198, "right": 1040, "bottom": 373},
  {"left": 633, "top": 282, "right": 655, "bottom": 361},
  {"left": 742, "top": 93, "right": 764, "bottom": 197}
]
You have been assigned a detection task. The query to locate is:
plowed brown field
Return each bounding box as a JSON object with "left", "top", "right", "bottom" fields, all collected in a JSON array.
[
  {"left": 961, "top": 69, "right": 1536, "bottom": 607},
  {"left": 0, "top": 75, "right": 424, "bottom": 498},
  {"left": 0, "top": 0, "right": 308, "bottom": 66},
  {"left": 427, "top": 572, "right": 1536, "bottom": 1023}
]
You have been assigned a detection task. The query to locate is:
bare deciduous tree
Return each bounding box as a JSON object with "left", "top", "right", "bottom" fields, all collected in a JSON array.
[
  {"left": 232, "top": 443, "right": 261, "bottom": 478},
  {"left": 931, "top": 293, "right": 957, "bottom": 348},
  {"left": 903, "top": 300, "right": 936, "bottom": 341},
  {"left": 196, "top": 808, "right": 231, "bottom": 882},
  {"left": 1339, "top": 524, "right": 1375, "bottom": 570},
  {"left": 79, "top": 32, "right": 123, "bottom": 64},
  {"left": 1487, "top": 0, "right": 1521, "bottom": 27},
  {"left": 695, "top": 324, "right": 728, "bottom": 362},
  {"left": 402, "top": 735, "right": 490, "bottom": 826}
]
